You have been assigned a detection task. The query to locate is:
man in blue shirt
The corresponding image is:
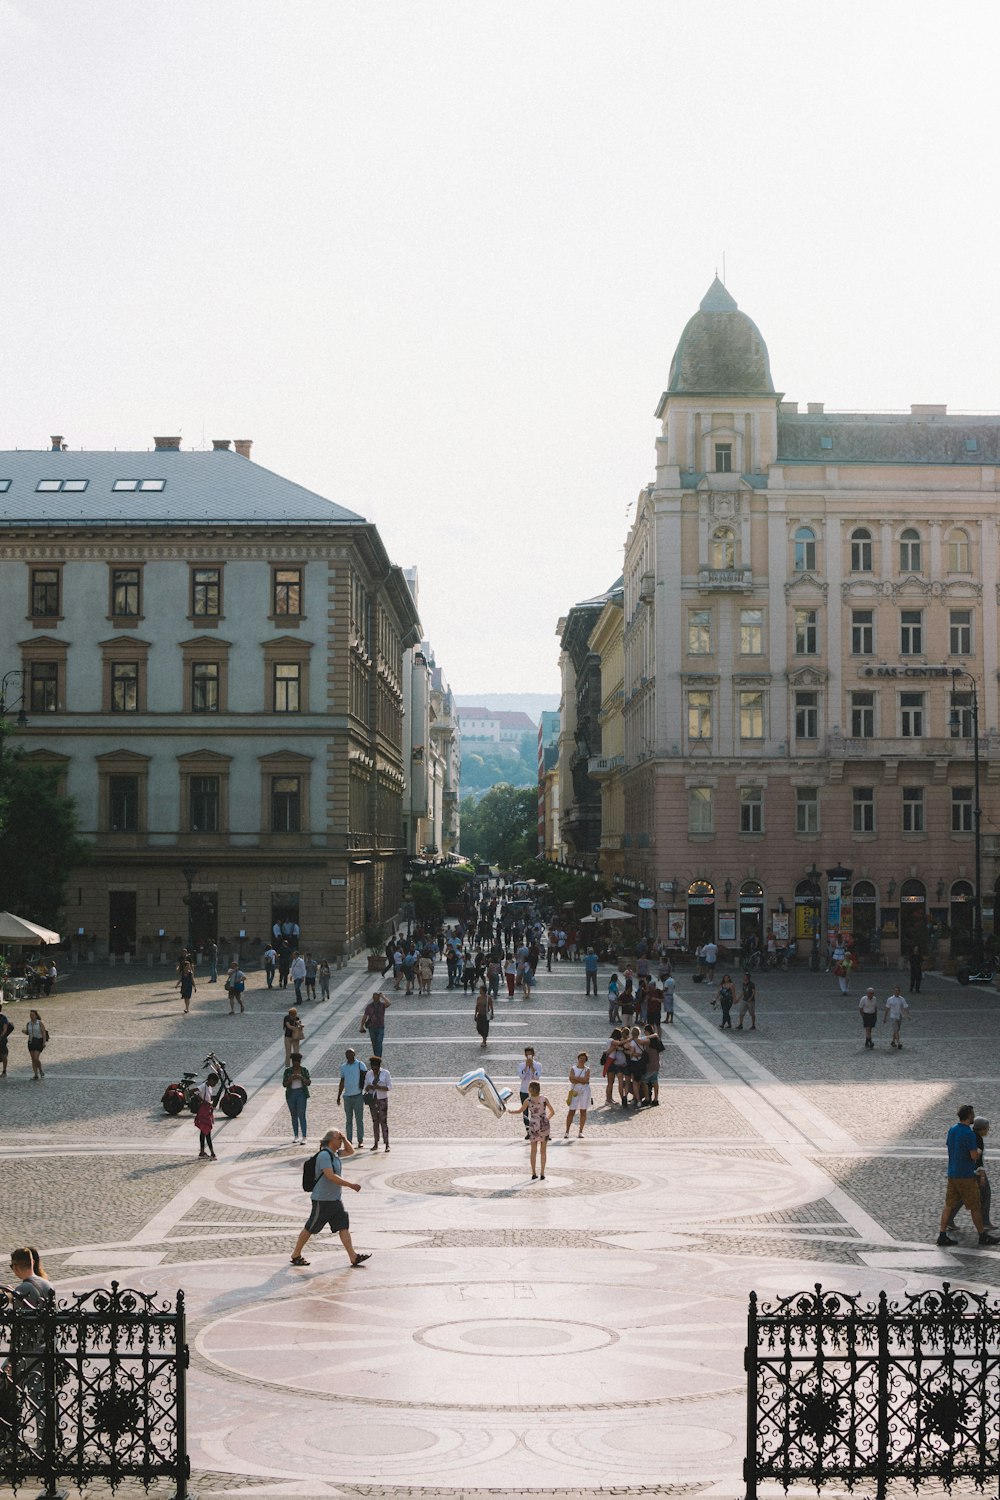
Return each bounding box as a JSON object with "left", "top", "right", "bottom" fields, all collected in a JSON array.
[
  {"left": 337, "top": 1047, "right": 366, "bottom": 1146},
  {"left": 584, "top": 947, "right": 599, "bottom": 996},
  {"left": 938, "top": 1104, "right": 998, "bottom": 1246},
  {"left": 290, "top": 1128, "right": 370, "bottom": 1268}
]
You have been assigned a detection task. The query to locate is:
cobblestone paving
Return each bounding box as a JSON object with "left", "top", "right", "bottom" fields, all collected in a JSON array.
[{"left": 5, "top": 956, "right": 1000, "bottom": 1496}]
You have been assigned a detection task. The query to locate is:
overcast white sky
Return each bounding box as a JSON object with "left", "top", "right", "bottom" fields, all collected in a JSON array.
[{"left": 3, "top": 1, "right": 998, "bottom": 696}]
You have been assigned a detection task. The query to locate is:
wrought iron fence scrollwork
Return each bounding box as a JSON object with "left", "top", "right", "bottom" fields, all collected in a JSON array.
[
  {"left": 745, "top": 1281, "right": 1000, "bottom": 1499},
  {"left": 0, "top": 1280, "right": 189, "bottom": 1497}
]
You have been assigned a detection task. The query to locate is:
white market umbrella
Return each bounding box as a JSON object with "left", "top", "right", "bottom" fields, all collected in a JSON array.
[
  {"left": 0, "top": 912, "right": 61, "bottom": 945},
  {"left": 581, "top": 908, "right": 633, "bottom": 923}
]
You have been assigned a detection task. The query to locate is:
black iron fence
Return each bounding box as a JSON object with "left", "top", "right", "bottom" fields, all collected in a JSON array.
[
  {"left": 0, "top": 1282, "right": 188, "bottom": 1497},
  {"left": 745, "top": 1282, "right": 1000, "bottom": 1499}
]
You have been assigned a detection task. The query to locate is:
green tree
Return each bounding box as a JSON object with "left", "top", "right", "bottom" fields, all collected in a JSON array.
[
  {"left": 0, "top": 742, "right": 89, "bottom": 930},
  {"left": 460, "top": 783, "right": 536, "bottom": 868}
]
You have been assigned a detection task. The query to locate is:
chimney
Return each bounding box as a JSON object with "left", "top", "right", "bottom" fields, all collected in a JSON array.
[
  {"left": 154, "top": 436, "right": 182, "bottom": 451},
  {"left": 50, "top": 435, "right": 64, "bottom": 451},
  {"left": 911, "top": 404, "right": 947, "bottom": 416},
  {"left": 806, "top": 402, "right": 824, "bottom": 415},
  {"left": 233, "top": 438, "right": 253, "bottom": 459},
  {"left": 212, "top": 439, "right": 231, "bottom": 451}
]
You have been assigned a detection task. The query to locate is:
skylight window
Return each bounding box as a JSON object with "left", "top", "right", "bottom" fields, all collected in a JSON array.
[
  {"left": 965, "top": 438, "right": 978, "bottom": 452},
  {"left": 820, "top": 436, "right": 833, "bottom": 450},
  {"left": 36, "top": 478, "right": 88, "bottom": 492},
  {"left": 37, "top": 480, "right": 61, "bottom": 492},
  {"left": 112, "top": 480, "right": 139, "bottom": 491},
  {"left": 140, "top": 479, "right": 166, "bottom": 491},
  {"left": 113, "top": 478, "right": 166, "bottom": 492},
  {"left": 63, "top": 479, "right": 88, "bottom": 492},
  {"left": 0, "top": 480, "right": 10, "bottom": 492}
]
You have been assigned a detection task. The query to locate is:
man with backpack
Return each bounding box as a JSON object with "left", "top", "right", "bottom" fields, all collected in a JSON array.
[{"left": 290, "top": 1129, "right": 371, "bottom": 1268}]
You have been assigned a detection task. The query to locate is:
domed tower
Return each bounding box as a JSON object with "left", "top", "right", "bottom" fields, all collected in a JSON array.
[{"left": 655, "top": 277, "right": 780, "bottom": 483}]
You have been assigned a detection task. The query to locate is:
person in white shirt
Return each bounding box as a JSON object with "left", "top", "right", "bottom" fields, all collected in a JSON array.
[
  {"left": 517, "top": 1048, "right": 542, "bottom": 1139},
  {"left": 290, "top": 953, "right": 307, "bottom": 1005},
  {"left": 264, "top": 945, "right": 278, "bottom": 989},
  {"left": 364, "top": 1055, "right": 393, "bottom": 1152},
  {"left": 883, "top": 987, "right": 910, "bottom": 1049},
  {"left": 702, "top": 941, "right": 718, "bottom": 980}
]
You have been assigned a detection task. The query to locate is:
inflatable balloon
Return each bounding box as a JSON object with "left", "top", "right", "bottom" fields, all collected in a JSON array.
[{"left": 455, "top": 1068, "right": 513, "bottom": 1119}]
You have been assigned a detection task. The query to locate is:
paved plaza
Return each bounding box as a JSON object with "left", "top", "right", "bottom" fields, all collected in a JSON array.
[{"left": 3, "top": 952, "right": 1000, "bottom": 1497}]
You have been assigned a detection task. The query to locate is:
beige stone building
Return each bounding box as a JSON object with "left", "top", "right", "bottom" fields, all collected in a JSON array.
[
  {"left": 617, "top": 280, "right": 1000, "bottom": 960},
  {"left": 0, "top": 436, "right": 420, "bottom": 956},
  {"left": 587, "top": 590, "right": 625, "bottom": 883}
]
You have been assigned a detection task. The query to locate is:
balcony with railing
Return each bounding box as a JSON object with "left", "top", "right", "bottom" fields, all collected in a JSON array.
[
  {"left": 828, "top": 734, "right": 983, "bottom": 759},
  {"left": 588, "top": 753, "right": 625, "bottom": 779}
]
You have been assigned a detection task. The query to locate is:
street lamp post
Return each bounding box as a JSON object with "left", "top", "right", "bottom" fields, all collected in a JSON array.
[
  {"left": 951, "top": 669, "right": 983, "bottom": 963},
  {"left": 181, "top": 864, "right": 198, "bottom": 959},
  {"left": 0, "top": 670, "right": 28, "bottom": 765},
  {"left": 807, "top": 863, "right": 822, "bottom": 970}
]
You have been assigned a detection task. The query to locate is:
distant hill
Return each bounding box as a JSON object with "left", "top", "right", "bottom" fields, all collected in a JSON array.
[{"left": 455, "top": 692, "right": 559, "bottom": 723}]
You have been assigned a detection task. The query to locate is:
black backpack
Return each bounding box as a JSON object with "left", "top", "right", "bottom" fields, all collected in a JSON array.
[{"left": 302, "top": 1151, "right": 322, "bottom": 1193}]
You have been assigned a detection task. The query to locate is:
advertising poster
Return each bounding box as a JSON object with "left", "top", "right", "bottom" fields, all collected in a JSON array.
[
  {"left": 718, "top": 912, "right": 736, "bottom": 942},
  {"left": 667, "top": 910, "right": 686, "bottom": 946}
]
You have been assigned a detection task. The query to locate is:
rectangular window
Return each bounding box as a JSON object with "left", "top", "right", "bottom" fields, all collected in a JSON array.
[
  {"left": 714, "top": 443, "right": 732, "bottom": 473},
  {"left": 29, "top": 662, "right": 58, "bottom": 713},
  {"left": 273, "top": 663, "right": 302, "bottom": 713},
  {"left": 852, "top": 786, "right": 875, "bottom": 834},
  {"left": 271, "top": 775, "right": 301, "bottom": 832},
  {"left": 851, "top": 609, "right": 874, "bottom": 655},
  {"left": 191, "top": 567, "right": 221, "bottom": 617},
  {"left": 111, "top": 567, "right": 141, "bottom": 618},
  {"left": 900, "top": 609, "right": 923, "bottom": 655},
  {"left": 273, "top": 567, "right": 303, "bottom": 617},
  {"left": 952, "top": 786, "right": 973, "bottom": 833},
  {"left": 795, "top": 786, "right": 819, "bottom": 834},
  {"left": 739, "top": 690, "right": 764, "bottom": 740},
  {"left": 902, "top": 786, "right": 925, "bottom": 833},
  {"left": 950, "top": 692, "right": 974, "bottom": 739},
  {"left": 795, "top": 690, "right": 819, "bottom": 740},
  {"left": 949, "top": 609, "right": 973, "bottom": 656},
  {"left": 108, "top": 774, "right": 138, "bottom": 832},
  {"left": 900, "top": 691, "right": 925, "bottom": 737},
  {"left": 851, "top": 532, "right": 873, "bottom": 572},
  {"left": 191, "top": 661, "right": 220, "bottom": 713},
  {"left": 739, "top": 786, "right": 763, "bottom": 833},
  {"left": 688, "top": 786, "right": 713, "bottom": 833},
  {"left": 687, "top": 609, "right": 711, "bottom": 654},
  {"left": 687, "top": 691, "right": 712, "bottom": 741},
  {"left": 110, "top": 661, "right": 139, "bottom": 713},
  {"left": 740, "top": 608, "right": 763, "bottom": 655},
  {"left": 31, "top": 568, "right": 60, "bottom": 617},
  {"left": 190, "top": 775, "right": 220, "bottom": 833},
  {"left": 851, "top": 691, "right": 875, "bottom": 738},
  {"left": 794, "top": 608, "right": 818, "bottom": 655}
]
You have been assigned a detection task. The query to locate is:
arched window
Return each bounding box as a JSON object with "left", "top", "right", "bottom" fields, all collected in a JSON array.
[
  {"left": 853, "top": 880, "right": 877, "bottom": 902},
  {"left": 794, "top": 526, "right": 816, "bottom": 572},
  {"left": 899, "top": 528, "right": 922, "bottom": 573},
  {"left": 710, "top": 527, "right": 736, "bottom": 570},
  {"left": 688, "top": 879, "right": 715, "bottom": 898},
  {"left": 900, "top": 878, "right": 925, "bottom": 900},
  {"left": 850, "top": 527, "right": 873, "bottom": 572},
  {"left": 951, "top": 880, "right": 974, "bottom": 902},
  {"left": 947, "top": 527, "right": 971, "bottom": 572},
  {"left": 740, "top": 880, "right": 764, "bottom": 897}
]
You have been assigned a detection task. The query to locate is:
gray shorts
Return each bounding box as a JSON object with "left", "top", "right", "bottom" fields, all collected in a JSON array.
[{"left": 305, "top": 1199, "right": 349, "bottom": 1234}]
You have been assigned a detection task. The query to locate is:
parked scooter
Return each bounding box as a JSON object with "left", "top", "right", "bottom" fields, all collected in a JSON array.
[
  {"left": 161, "top": 1051, "right": 247, "bottom": 1116},
  {"left": 956, "top": 957, "right": 999, "bottom": 986}
]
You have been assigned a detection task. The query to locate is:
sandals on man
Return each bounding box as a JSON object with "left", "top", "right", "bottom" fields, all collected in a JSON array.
[{"left": 290, "top": 1256, "right": 310, "bottom": 1267}]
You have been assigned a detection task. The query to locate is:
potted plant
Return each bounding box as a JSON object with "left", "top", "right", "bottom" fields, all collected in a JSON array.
[{"left": 366, "top": 923, "right": 387, "bottom": 971}]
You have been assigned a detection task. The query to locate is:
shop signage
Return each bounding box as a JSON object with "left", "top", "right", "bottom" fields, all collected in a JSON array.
[
  {"left": 861, "top": 665, "right": 951, "bottom": 679},
  {"left": 638, "top": 898, "right": 656, "bottom": 910},
  {"left": 688, "top": 895, "right": 715, "bottom": 905}
]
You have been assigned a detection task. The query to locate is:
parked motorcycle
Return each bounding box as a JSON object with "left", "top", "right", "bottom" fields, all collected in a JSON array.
[
  {"left": 161, "top": 1050, "right": 247, "bottom": 1117},
  {"left": 956, "top": 957, "right": 999, "bottom": 986}
]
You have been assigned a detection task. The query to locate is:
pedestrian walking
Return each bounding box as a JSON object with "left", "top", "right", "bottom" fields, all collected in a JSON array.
[
  {"left": 263, "top": 944, "right": 277, "bottom": 988},
  {"left": 304, "top": 954, "right": 318, "bottom": 1001},
  {"left": 702, "top": 940, "right": 718, "bottom": 981},
  {"left": 24, "top": 1010, "right": 48, "bottom": 1080},
  {"left": 946, "top": 1117, "right": 993, "bottom": 1232},
  {"left": 177, "top": 963, "right": 196, "bottom": 1015},
  {"left": 4, "top": 1247, "right": 55, "bottom": 1426},
  {"left": 642, "top": 1024, "right": 664, "bottom": 1105},
  {"left": 712, "top": 975, "right": 735, "bottom": 1029},
  {"left": 290, "top": 952, "right": 306, "bottom": 1005},
  {"left": 195, "top": 1072, "right": 218, "bottom": 1160},
  {"left": 289, "top": 1128, "right": 369, "bottom": 1268},
  {"left": 277, "top": 945, "right": 292, "bottom": 990},
  {"left": 282, "top": 1007, "right": 304, "bottom": 1064},
  {"left": 206, "top": 940, "right": 219, "bottom": 984},
  {"left": 859, "top": 986, "right": 878, "bottom": 1048},
  {"left": 514, "top": 1080, "right": 554, "bottom": 1179},
  {"left": 360, "top": 990, "right": 390, "bottom": 1057},
  {"left": 337, "top": 1047, "right": 366, "bottom": 1146},
  {"left": 504, "top": 953, "right": 516, "bottom": 997},
  {"left": 517, "top": 1047, "right": 541, "bottom": 1138},
  {"left": 0, "top": 1003, "right": 13, "bottom": 1076},
  {"left": 883, "top": 985, "right": 910, "bottom": 1049},
  {"left": 662, "top": 974, "right": 675, "bottom": 1025},
  {"left": 936, "top": 1104, "right": 998, "bottom": 1247},
  {"left": 474, "top": 985, "right": 490, "bottom": 1047},
  {"left": 607, "top": 972, "right": 620, "bottom": 1024},
  {"left": 364, "top": 1055, "right": 392, "bottom": 1152},
  {"left": 736, "top": 971, "right": 757, "bottom": 1030},
  {"left": 283, "top": 1053, "right": 310, "bottom": 1142},
  {"left": 319, "top": 959, "right": 331, "bottom": 1001},
  {"left": 584, "top": 947, "right": 599, "bottom": 996},
  {"left": 521, "top": 963, "right": 533, "bottom": 1000},
  {"left": 909, "top": 946, "right": 923, "bottom": 994},
  {"left": 564, "top": 1053, "right": 591, "bottom": 1138},
  {"left": 226, "top": 962, "right": 246, "bottom": 1013}
]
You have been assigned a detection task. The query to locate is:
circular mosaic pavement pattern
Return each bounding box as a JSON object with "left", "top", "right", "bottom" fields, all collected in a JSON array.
[
  {"left": 412, "top": 1316, "right": 619, "bottom": 1357},
  {"left": 385, "top": 1165, "right": 641, "bottom": 1198}
]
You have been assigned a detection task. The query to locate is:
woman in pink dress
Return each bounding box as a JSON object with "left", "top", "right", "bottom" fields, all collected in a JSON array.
[{"left": 514, "top": 1080, "right": 554, "bottom": 1180}]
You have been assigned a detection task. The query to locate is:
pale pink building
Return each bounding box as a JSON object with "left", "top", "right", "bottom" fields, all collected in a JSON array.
[{"left": 620, "top": 278, "right": 1000, "bottom": 961}]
